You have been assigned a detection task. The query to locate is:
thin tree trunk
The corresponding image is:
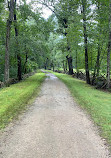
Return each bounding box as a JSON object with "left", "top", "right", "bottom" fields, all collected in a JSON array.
[
  {"left": 76, "top": 50, "right": 78, "bottom": 78},
  {"left": 92, "top": 44, "right": 101, "bottom": 85},
  {"left": 107, "top": 44, "right": 111, "bottom": 89},
  {"left": 14, "top": 0, "right": 22, "bottom": 81},
  {"left": 17, "top": 55, "right": 22, "bottom": 80},
  {"left": 66, "top": 59, "right": 67, "bottom": 71},
  {"left": 44, "top": 58, "right": 48, "bottom": 70},
  {"left": 66, "top": 48, "right": 73, "bottom": 75},
  {"left": 63, "top": 18, "right": 73, "bottom": 75},
  {"left": 52, "top": 62, "right": 54, "bottom": 72},
  {"left": 4, "top": 0, "right": 14, "bottom": 82},
  {"left": 91, "top": 51, "right": 92, "bottom": 73},
  {"left": 66, "top": 44, "right": 73, "bottom": 75},
  {"left": 44, "top": 65, "right": 46, "bottom": 70},
  {"left": 76, "top": 50, "right": 77, "bottom": 72},
  {"left": 91, "top": 2, "right": 103, "bottom": 85},
  {"left": 97, "top": 44, "right": 100, "bottom": 77},
  {"left": 92, "top": 49, "right": 105, "bottom": 85},
  {"left": 66, "top": 55, "right": 73, "bottom": 75},
  {"left": 63, "top": 60, "right": 65, "bottom": 72},
  {"left": 82, "top": 0, "right": 90, "bottom": 84},
  {"left": 107, "top": 38, "right": 111, "bottom": 89},
  {"left": 107, "top": 0, "right": 111, "bottom": 89},
  {"left": 5, "top": 20, "right": 11, "bottom": 82},
  {"left": 24, "top": 51, "right": 28, "bottom": 74}
]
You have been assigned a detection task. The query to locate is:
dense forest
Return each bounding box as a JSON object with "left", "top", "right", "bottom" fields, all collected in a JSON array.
[{"left": 0, "top": 0, "right": 111, "bottom": 89}]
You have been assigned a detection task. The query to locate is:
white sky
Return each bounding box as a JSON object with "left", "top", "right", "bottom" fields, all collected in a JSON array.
[
  {"left": 26, "top": 0, "right": 52, "bottom": 19},
  {"left": 41, "top": 6, "right": 52, "bottom": 19}
]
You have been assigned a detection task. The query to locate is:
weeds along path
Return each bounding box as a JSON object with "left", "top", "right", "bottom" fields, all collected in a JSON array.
[{"left": 0, "top": 73, "right": 110, "bottom": 158}]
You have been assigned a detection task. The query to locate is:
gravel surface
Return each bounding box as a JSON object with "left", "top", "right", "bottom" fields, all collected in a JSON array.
[{"left": 0, "top": 73, "right": 110, "bottom": 158}]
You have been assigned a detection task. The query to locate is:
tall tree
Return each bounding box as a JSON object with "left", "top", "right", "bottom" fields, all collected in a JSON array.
[
  {"left": 81, "top": 0, "right": 90, "bottom": 84},
  {"left": 107, "top": 0, "right": 111, "bottom": 88},
  {"left": 4, "top": 0, "right": 14, "bottom": 82},
  {"left": 14, "top": 0, "right": 22, "bottom": 80}
]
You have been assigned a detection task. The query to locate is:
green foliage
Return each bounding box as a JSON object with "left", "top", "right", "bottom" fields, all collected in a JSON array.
[
  {"left": 0, "top": 0, "right": 110, "bottom": 82},
  {"left": 26, "top": 59, "right": 38, "bottom": 73},
  {"left": 0, "top": 0, "right": 55, "bottom": 81}
]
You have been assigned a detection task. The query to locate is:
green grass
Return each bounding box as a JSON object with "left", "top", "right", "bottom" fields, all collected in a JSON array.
[
  {"left": 53, "top": 72, "right": 111, "bottom": 146},
  {"left": 0, "top": 72, "right": 46, "bottom": 129}
]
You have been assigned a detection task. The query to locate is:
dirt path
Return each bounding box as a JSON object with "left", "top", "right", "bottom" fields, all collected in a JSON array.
[{"left": 0, "top": 73, "right": 110, "bottom": 158}]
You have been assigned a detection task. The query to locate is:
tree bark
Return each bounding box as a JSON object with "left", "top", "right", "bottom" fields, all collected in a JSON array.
[
  {"left": 4, "top": 0, "right": 14, "bottom": 82},
  {"left": 17, "top": 55, "right": 22, "bottom": 80},
  {"left": 44, "top": 65, "right": 46, "bottom": 70},
  {"left": 52, "top": 62, "right": 54, "bottom": 72},
  {"left": 107, "top": 0, "right": 111, "bottom": 89},
  {"left": 66, "top": 55, "right": 73, "bottom": 75},
  {"left": 92, "top": 44, "right": 101, "bottom": 85},
  {"left": 24, "top": 50, "right": 28, "bottom": 74},
  {"left": 66, "top": 59, "right": 67, "bottom": 71},
  {"left": 63, "top": 18, "right": 73, "bottom": 75},
  {"left": 44, "top": 58, "right": 48, "bottom": 70},
  {"left": 63, "top": 60, "right": 65, "bottom": 72},
  {"left": 96, "top": 45, "right": 100, "bottom": 77},
  {"left": 66, "top": 45, "right": 73, "bottom": 75},
  {"left": 91, "top": 51, "right": 92, "bottom": 73},
  {"left": 5, "top": 20, "right": 11, "bottom": 82},
  {"left": 14, "top": 0, "right": 22, "bottom": 81},
  {"left": 82, "top": 0, "right": 90, "bottom": 84},
  {"left": 76, "top": 50, "right": 78, "bottom": 78}
]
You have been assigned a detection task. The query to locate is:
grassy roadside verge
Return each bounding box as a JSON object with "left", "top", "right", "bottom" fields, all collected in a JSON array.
[
  {"left": 0, "top": 72, "right": 46, "bottom": 129},
  {"left": 53, "top": 72, "right": 111, "bottom": 146}
]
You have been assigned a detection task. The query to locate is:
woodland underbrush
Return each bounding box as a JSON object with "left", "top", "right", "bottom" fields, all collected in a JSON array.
[
  {"left": 0, "top": 71, "right": 37, "bottom": 89},
  {"left": 53, "top": 69, "right": 111, "bottom": 90}
]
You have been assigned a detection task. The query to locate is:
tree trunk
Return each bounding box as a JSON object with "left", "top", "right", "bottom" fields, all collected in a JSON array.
[
  {"left": 91, "top": 51, "right": 92, "bottom": 73},
  {"left": 66, "top": 48, "right": 73, "bottom": 75},
  {"left": 24, "top": 51, "right": 28, "bottom": 74},
  {"left": 53, "top": 63, "right": 54, "bottom": 72},
  {"left": 66, "top": 56, "right": 73, "bottom": 75},
  {"left": 51, "top": 60, "right": 54, "bottom": 71},
  {"left": 4, "top": 0, "right": 14, "bottom": 82},
  {"left": 107, "top": 37, "right": 111, "bottom": 89},
  {"left": 66, "top": 59, "right": 67, "bottom": 71},
  {"left": 107, "top": 0, "right": 111, "bottom": 89},
  {"left": 44, "top": 65, "right": 46, "bottom": 70},
  {"left": 63, "top": 60, "right": 65, "bottom": 72},
  {"left": 5, "top": 20, "right": 11, "bottom": 82},
  {"left": 14, "top": 0, "right": 22, "bottom": 81},
  {"left": 44, "top": 58, "right": 48, "bottom": 70},
  {"left": 63, "top": 18, "right": 73, "bottom": 75},
  {"left": 76, "top": 50, "right": 78, "bottom": 78},
  {"left": 92, "top": 44, "right": 101, "bottom": 85},
  {"left": 96, "top": 45, "right": 100, "bottom": 77},
  {"left": 66, "top": 43, "right": 73, "bottom": 75},
  {"left": 107, "top": 44, "right": 111, "bottom": 89},
  {"left": 82, "top": 0, "right": 90, "bottom": 84},
  {"left": 17, "top": 55, "right": 22, "bottom": 80}
]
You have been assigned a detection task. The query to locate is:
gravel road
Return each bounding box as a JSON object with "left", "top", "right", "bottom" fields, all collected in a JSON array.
[{"left": 0, "top": 73, "right": 110, "bottom": 158}]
